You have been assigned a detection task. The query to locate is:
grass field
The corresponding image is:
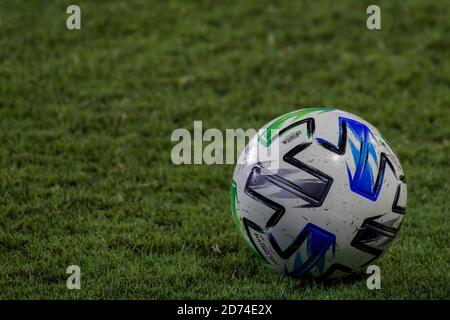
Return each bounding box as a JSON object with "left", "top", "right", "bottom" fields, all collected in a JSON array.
[{"left": 0, "top": 0, "right": 449, "bottom": 299}]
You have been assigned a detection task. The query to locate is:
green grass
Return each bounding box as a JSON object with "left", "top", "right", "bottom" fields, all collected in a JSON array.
[{"left": 0, "top": 0, "right": 449, "bottom": 299}]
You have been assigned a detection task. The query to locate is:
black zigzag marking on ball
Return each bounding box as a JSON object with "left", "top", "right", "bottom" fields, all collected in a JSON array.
[
  {"left": 245, "top": 144, "right": 333, "bottom": 230},
  {"left": 319, "top": 263, "right": 354, "bottom": 281},
  {"left": 244, "top": 145, "right": 335, "bottom": 261},
  {"left": 370, "top": 153, "right": 396, "bottom": 199},
  {"left": 351, "top": 215, "right": 398, "bottom": 257},
  {"left": 283, "top": 142, "right": 334, "bottom": 206},
  {"left": 244, "top": 166, "right": 286, "bottom": 229},
  {"left": 384, "top": 158, "right": 406, "bottom": 214},
  {"left": 317, "top": 122, "right": 347, "bottom": 155},
  {"left": 278, "top": 117, "right": 315, "bottom": 139},
  {"left": 392, "top": 184, "right": 406, "bottom": 214},
  {"left": 268, "top": 223, "right": 309, "bottom": 260}
]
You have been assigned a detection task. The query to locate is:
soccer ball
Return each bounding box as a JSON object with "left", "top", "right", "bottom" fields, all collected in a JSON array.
[{"left": 231, "top": 108, "right": 407, "bottom": 280}]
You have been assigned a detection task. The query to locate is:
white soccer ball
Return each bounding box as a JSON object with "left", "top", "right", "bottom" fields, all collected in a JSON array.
[{"left": 231, "top": 108, "right": 407, "bottom": 280}]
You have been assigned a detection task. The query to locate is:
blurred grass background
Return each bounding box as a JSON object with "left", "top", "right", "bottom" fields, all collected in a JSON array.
[{"left": 0, "top": 0, "right": 449, "bottom": 298}]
